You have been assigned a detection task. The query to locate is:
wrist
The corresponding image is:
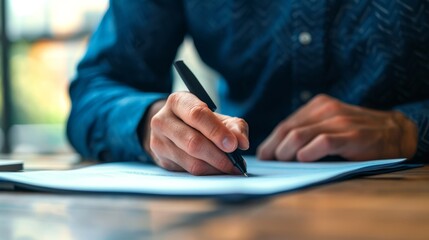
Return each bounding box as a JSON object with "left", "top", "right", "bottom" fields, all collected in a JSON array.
[
  {"left": 138, "top": 100, "right": 166, "bottom": 156},
  {"left": 392, "top": 111, "right": 418, "bottom": 159}
]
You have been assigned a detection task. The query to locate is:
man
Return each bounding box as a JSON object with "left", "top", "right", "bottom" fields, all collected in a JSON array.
[{"left": 67, "top": 1, "right": 429, "bottom": 175}]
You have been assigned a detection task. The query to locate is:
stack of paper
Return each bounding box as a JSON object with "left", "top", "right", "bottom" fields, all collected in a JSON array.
[{"left": 0, "top": 156, "right": 417, "bottom": 198}]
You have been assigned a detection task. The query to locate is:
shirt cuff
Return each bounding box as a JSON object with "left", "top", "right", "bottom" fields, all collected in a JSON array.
[
  {"left": 104, "top": 93, "right": 167, "bottom": 163},
  {"left": 395, "top": 105, "right": 429, "bottom": 162}
]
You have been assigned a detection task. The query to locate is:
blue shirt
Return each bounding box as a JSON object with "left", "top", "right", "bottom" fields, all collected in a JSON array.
[{"left": 67, "top": 0, "right": 429, "bottom": 162}]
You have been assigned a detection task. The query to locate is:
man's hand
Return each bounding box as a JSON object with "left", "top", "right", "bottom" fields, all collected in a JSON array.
[
  {"left": 142, "top": 92, "right": 249, "bottom": 175},
  {"left": 257, "top": 94, "right": 418, "bottom": 161}
]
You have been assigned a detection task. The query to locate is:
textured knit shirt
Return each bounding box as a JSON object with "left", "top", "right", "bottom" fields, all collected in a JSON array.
[{"left": 67, "top": 0, "right": 429, "bottom": 162}]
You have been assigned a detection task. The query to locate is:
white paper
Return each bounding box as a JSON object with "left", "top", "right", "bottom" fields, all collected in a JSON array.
[{"left": 0, "top": 156, "right": 408, "bottom": 197}]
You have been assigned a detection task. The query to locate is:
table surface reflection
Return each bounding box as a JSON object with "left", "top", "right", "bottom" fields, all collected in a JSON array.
[{"left": 0, "top": 154, "right": 428, "bottom": 240}]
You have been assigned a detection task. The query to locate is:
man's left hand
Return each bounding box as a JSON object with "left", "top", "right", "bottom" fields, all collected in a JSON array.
[{"left": 257, "top": 94, "right": 418, "bottom": 161}]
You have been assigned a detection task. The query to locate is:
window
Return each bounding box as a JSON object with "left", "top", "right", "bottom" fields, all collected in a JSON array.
[{"left": 1, "top": 0, "right": 108, "bottom": 153}]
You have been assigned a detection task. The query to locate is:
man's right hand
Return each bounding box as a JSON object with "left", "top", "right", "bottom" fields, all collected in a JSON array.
[{"left": 141, "top": 92, "right": 249, "bottom": 175}]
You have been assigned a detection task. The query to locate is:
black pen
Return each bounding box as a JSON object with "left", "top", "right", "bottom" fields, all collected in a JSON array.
[{"left": 173, "top": 60, "right": 248, "bottom": 177}]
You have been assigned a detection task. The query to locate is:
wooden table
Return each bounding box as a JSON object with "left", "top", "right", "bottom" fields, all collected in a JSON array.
[{"left": 0, "top": 155, "right": 428, "bottom": 240}]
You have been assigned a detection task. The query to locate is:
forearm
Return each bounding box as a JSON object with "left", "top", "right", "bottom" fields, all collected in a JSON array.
[
  {"left": 139, "top": 99, "right": 167, "bottom": 160},
  {"left": 67, "top": 1, "right": 185, "bottom": 162},
  {"left": 67, "top": 76, "right": 167, "bottom": 162}
]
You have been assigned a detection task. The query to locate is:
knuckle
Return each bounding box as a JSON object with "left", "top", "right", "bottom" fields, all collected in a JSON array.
[
  {"left": 189, "top": 162, "right": 206, "bottom": 176},
  {"left": 323, "top": 100, "right": 342, "bottom": 113},
  {"left": 318, "top": 134, "right": 334, "bottom": 150},
  {"left": 256, "top": 144, "right": 269, "bottom": 158},
  {"left": 236, "top": 118, "right": 249, "bottom": 134},
  {"left": 275, "top": 121, "right": 289, "bottom": 136},
  {"left": 158, "top": 159, "right": 176, "bottom": 171},
  {"left": 349, "top": 129, "right": 363, "bottom": 139},
  {"left": 274, "top": 146, "right": 290, "bottom": 160},
  {"left": 150, "top": 114, "right": 164, "bottom": 130},
  {"left": 274, "top": 147, "right": 284, "bottom": 160},
  {"left": 288, "top": 129, "right": 305, "bottom": 144},
  {"left": 157, "top": 159, "right": 169, "bottom": 169},
  {"left": 331, "top": 115, "right": 352, "bottom": 126},
  {"left": 167, "top": 92, "right": 181, "bottom": 107},
  {"left": 207, "top": 123, "right": 223, "bottom": 139},
  {"left": 185, "top": 133, "right": 204, "bottom": 155},
  {"left": 189, "top": 104, "right": 210, "bottom": 122},
  {"left": 348, "top": 129, "right": 359, "bottom": 138},
  {"left": 312, "top": 93, "right": 331, "bottom": 103},
  {"left": 235, "top": 117, "right": 248, "bottom": 128},
  {"left": 149, "top": 136, "right": 162, "bottom": 151}
]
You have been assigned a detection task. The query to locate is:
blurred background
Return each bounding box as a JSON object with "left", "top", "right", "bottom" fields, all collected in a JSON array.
[
  {"left": 0, "top": 0, "right": 216, "bottom": 156},
  {"left": 0, "top": 0, "right": 109, "bottom": 154}
]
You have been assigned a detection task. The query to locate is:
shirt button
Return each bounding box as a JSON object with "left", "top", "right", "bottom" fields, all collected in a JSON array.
[
  {"left": 300, "top": 90, "right": 312, "bottom": 102},
  {"left": 298, "top": 32, "right": 312, "bottom": 45}
]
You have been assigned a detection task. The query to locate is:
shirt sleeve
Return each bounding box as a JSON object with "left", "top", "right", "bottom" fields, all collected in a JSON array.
[
  {"left": 67, "top": 1, "right": 186, "bottom": 162},
  {"left": 395, "top": 99, "right": 429, "bottom": 162}
]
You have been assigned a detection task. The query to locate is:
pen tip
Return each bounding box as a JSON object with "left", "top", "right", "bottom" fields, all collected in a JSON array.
[{"left": 243, "top": 173, "right": 248, "bottom": 177}]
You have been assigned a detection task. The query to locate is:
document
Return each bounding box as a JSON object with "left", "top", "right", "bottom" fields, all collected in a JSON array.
[{"left": 0, "top": 156, "right": 417, "bottom": 198}]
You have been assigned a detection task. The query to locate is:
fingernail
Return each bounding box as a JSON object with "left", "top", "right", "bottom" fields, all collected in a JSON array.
[
  {"left": 222, "top": 137, "right": 235, "bottom": 151},
  {"left": 243, "top": 140, "right": 250, "bottom": 150}
]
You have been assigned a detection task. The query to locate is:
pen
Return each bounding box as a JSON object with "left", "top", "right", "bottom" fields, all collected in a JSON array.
[{"left": 173, "top": 60, "right": 248, "bottom": 177}]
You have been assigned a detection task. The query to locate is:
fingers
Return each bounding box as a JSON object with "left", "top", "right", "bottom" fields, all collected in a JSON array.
[
  {"left": 151, "top": 103, "right": 239, "bottom": 175},
  {"left": 297, "top": 133, "right": 348, "bottom": 162},
  {"left": 150, "top": 129, "right": 228, "bottom": 175},
  {"left": 257, "top": 94, "right": 338, "bottom": 159},
  {"left": 273, "top": 126, "right": 320, "bottom": 161},
  {"left": 257, "top": 93, "right": 415, "bottom": 162},
  {"left": 216, "top": 113, "right": 250, "bottom": 150},
  {"left": 257, "top": 94, "right": 361, "bottom": 160},
  {"left": 168, "top": 92, "right": 238, "bottom": 153},
  {"left": 258, "top": 127, "right": 354, "bottom": 162},
  {"left": 258, "top": 116, "right": 349, "bottom": 161},
  {"left": 147, "top": 92, "right": 249, "bottom": 175},
  {"left": 296, "top": 131, "right": 374, "bottom": 162},
  {"left": 231, "top": 125, "right": 250, "bottom": 150}
]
